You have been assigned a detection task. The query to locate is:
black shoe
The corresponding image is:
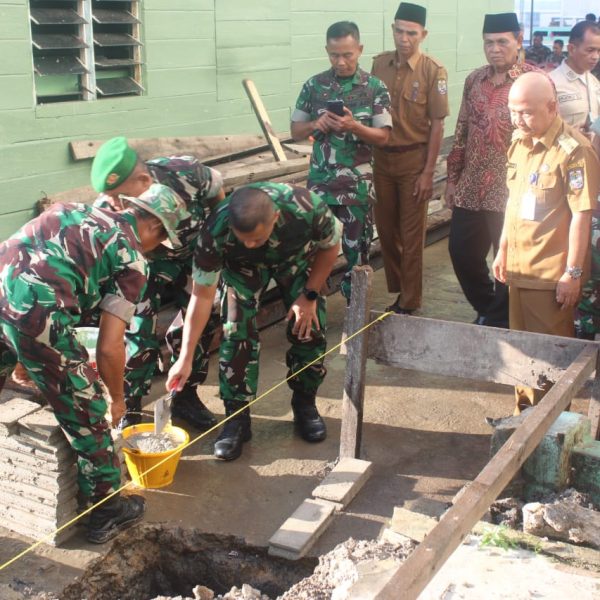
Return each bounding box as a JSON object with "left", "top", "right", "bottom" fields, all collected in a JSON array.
[
  {"left": 292, "top": 392, "right": 326, "bottom": 443},
  {"left": 214, "top": 418, "right": 252, "bottom": 461},
  {"left": 87, "top": 494, "right": 145, "bottom": 544},
  {"left": 386, "top": 296, "right": 414, "bottom": 315},
  {"left": 171, "top": 387, "right": 217, "bottom": 431}
]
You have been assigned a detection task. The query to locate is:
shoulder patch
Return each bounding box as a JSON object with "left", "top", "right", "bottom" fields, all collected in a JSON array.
[{"left": 557, "top": 133, "right": 580, "bottom": 155}]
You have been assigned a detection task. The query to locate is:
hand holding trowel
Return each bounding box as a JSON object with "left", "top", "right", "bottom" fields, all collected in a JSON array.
[{"left": 154, "top": 382, "right": 178, "bottom": 435}]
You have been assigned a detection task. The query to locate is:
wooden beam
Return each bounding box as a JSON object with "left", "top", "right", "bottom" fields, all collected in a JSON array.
[
  {"left": 243, "top": 79, "right": 288, "bottom": 163},
  {"left": 369, "top": 345, "right": 597, "bottom": 600},
  {"left": 367, "top": 313, "right": 596, "bottom": 389},
  {"left": 339, "top": 266, "right": 373, "bottom": 459},
  {"left": 222, "top": 157, "right": 308, "bottom": 190}
]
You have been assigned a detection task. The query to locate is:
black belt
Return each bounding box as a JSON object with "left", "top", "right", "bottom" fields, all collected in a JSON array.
[{"left": 379, "top": 143, "right": 425, "bottom": 154}]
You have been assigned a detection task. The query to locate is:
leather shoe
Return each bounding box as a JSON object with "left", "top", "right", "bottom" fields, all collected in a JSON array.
[
  {"left": 214, "top": 418, "right": 252, "bottom": 461},
  {"left": 172, "top": 389, "right": 217, "bottom": 431},
  {"left": 292, "top": 403, "right": 327, "bottom": 442},
  {"left": 386, "top": 296, "right": 414, "bottom": 315}
]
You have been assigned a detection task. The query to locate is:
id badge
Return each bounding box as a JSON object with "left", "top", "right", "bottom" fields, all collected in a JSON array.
[{"left": 520, "top": 190, "right": 536, "bottom": 221}]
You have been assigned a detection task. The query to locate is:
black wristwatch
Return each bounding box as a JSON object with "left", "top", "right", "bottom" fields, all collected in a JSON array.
[{"left": 302, "top": 287, "right": 319, "bottom": 301}]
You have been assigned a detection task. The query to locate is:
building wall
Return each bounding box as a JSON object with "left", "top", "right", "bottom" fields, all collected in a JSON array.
[{"left": 0, "top": 0, "right": 511, "bottom": 240}]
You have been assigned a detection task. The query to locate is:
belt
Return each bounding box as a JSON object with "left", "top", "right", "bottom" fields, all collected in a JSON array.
[{"left": 380, "top": 143, "right": 425, "bottom": 154}]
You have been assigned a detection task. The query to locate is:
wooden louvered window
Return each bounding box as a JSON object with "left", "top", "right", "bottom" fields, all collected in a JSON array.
[{"left": 29, "top": 0, "right": 143, "bottom": 104}]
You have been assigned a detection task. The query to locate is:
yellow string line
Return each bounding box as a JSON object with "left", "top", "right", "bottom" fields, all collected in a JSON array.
[{"left": 0, "top": 310, "right": 392, "bottom": 572}]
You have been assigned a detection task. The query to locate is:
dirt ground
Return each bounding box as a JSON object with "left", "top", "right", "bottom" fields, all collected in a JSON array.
[{"left": 0, "top": 239, "right": 596, "bottom": 598}]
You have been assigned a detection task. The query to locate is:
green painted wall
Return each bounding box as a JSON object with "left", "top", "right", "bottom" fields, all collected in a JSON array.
[{"left": 0, "top": 0, "right": 511, "bottom": 240}]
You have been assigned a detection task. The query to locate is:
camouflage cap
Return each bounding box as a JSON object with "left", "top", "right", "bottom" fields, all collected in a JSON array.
[
  {"left": 91, "top": 136, "right": 138, "bottom": 193},
  {"left": 121, "top": 183, "right": 190, "bottom": 248}
]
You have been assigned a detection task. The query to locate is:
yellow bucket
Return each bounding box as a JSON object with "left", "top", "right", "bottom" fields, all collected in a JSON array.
[{"left": 121, "top": 423, "right": 189, "bottom": 489}]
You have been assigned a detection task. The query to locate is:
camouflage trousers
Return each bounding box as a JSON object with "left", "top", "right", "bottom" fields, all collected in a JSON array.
[
  {"left": 0, "top": 319, "right": 120, "bottom": 501},
  {"left": 219, "top": 264, "right": 327, "bottom": 406},
  {"left": 575, "top": 211, "right": 600, "bottom": 340},
  {"left": 329, "top": 204, "right": 373, "bottom": 301},
  {"left": 124, "top": 256, "right": 219, "bottom": 402}
]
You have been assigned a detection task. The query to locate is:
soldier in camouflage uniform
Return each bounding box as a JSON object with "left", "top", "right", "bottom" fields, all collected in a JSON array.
[
  {"left": 167, "top": 182, "right": 342, "bottom": 461},
  {"left": 575, "top": 210, "right": 600, "bottom": 339},
  {"left": 91, "top": 137, "right": 225, "bottom": 430},
  {"left": 525, "top": 31, "right": 552, "bottom": 65},
  {"left": 0, "top": 184, "right": 186, "bottom": 543},
  {"left": 291, "top": 21, "right": 391, "bottom": 302}
]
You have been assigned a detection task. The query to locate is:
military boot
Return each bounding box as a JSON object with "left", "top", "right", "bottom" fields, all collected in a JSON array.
[
  {"left": 117, "top": 396, "right": 143, "bottom": 430},
  {"left": 213, "top": 402, "right": 252, "bottom": 461},
  {"left": 292, "top": 391, "right": 327, "bottom": 442},
  {"left": 171, "top": 384, "right": 217, "bottom": 430},
  {"left": 87, "top": 493, "right": 146, "bottom": 544}
]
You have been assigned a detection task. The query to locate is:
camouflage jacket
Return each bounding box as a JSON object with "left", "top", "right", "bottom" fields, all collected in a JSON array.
[
  {"left": 292, "top": 67, "right": 392, "bottom": 206},
  {"left": 95, "top": 156, "right": 223, "bottom": 262},
  {"left": 192, "top": 182, "right": 342, "bottom": 289},
  {"left": 0, "top": 204, "right": 148, "bottom": 337},
  {"left": 525, "top": 45, "right": 552, "bottom": 65}
]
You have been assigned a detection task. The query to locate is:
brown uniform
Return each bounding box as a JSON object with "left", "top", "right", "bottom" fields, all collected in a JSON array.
[
  {"left": 372, "top": 50, "right": 449, "bottom": 310},
  {"left": 505, "top": 116, "right": 599, "bottom": 409}
]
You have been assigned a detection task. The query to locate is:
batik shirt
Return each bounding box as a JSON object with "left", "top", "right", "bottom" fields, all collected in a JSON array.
[
  {"left": 292, "top": 67, "right": 392, "bottom": 206},
  {"left": 0, "top": 204, "right": 148, "bottom": 337},
  {"left": 192, "top": 182, "right": 342, "bottom": 290}
]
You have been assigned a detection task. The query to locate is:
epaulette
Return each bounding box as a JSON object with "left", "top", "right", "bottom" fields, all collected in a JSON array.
[
  {"left": 423, "top": 53, "right": 445, "bottom": 69},
  {"left": 557, "top": 132, "right": 579, "bottom": 155}
]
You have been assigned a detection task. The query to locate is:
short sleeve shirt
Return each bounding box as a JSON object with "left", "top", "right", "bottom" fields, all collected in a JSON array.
[
  {"left": 292, "top": 67, "right": 392, "bottom": 206},
  {"left": 371, "top": 50, "right": 449, "bottom": 146},
  {"left": 192, "top": 183, "right": 342, "bottom": 290},
  {"left": 0, "top": 204, "right": 148, "bottom": 336},
  {"left": 505, "top": 117, "right": 599, "bottom": 289},
  {"left": 549, "top": 61, "right": 600, "bottom": 128}
]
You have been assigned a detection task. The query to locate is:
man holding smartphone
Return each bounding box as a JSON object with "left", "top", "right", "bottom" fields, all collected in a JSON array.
[{"left": 291, "top": 21, "right": 391, "bottom": 302}]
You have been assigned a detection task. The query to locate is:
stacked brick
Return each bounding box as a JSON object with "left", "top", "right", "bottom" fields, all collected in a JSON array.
[{"left": 0, "top": 398, "right": 79, "bottom": 546}]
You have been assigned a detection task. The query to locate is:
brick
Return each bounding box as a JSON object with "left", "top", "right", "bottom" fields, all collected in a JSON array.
[
  {"left": 18, "top": 408, "right": 65, "bottom": 442},
  {"left": 571, "top": 440, "right": 600, "bottom": 506},
  {"left": 311, "top": 457, "right": 372, "bottom": 508},
  {"left": 0, "top": 398, "right": 41, "bottom": 435},
  {"left": 268, "top": 498, "right": 336, "bottom": 558},
  {"left": 388, "top": 506, "right": 437, "bottom": 543}
]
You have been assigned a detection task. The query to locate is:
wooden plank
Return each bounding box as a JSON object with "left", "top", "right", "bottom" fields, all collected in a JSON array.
[
  {"left": 242, "top": 78, "right": 288, "bottom": 162},
  {"left": 367, "top": 345, "right": 597, "bottom": 600},
  {"left": 222, "top": 157, "right": 308, "bottom": 189},
  {"left": 367, "top": 314, "right": 596, "bottom": 389},
  {"left": 339, "top": 266, "right": 373, "bottom": 459},
  {"left": 590, "top": 335, "right": 600, "bottom": 440},
  {"left": 69, "top": 134, "right": 270, "bottom": 161}
]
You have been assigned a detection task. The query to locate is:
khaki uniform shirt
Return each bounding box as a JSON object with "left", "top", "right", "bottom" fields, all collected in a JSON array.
[
  {"left": 549, "top": 60, "right": 600, "bottom": 128},
  {"left": 371, "top": 50, "right": 449, "bottom": 146},
  {"left": 505, "top": 116, "right": 599, "bottom": 289}
]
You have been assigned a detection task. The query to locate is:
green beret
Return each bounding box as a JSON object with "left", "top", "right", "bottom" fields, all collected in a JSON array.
[{"left": 91, "top": 136, "right": 138, "bottom": 193}]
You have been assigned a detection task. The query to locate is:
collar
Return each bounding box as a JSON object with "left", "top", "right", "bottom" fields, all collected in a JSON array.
[
  {"left": 485, "top": 62, "right": 523, "bottom": 82},
  {"left": 535, "top": 115, "right": 563, "bottom": 150},
  {"left": 395, "top": 50, "right": 421, "bottom": 70},
  {"left": 562, "top": 60, "right": 589, "bottom": 84},
  {"left": 328, "top": 67, "right": 363, "bottom": 85}
]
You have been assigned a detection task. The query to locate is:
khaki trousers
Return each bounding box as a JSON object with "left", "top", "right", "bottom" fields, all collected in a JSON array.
[
  {"left": 509, "top": 286, "right": 575, "bottom": 414},
  {"left": 373, "top": 146, "right": 428, "bottom": 310}
]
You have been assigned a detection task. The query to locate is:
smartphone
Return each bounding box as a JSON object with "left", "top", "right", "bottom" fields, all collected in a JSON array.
[{"left": 326, "top": 99, "right": 345, "bottom": 117}]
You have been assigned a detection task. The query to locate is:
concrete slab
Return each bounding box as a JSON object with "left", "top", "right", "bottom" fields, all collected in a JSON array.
[
  {"left": 268, "top": 498, "right": 336, "bottom": 559},
  {"left": 0, "top": 434, "right": 72, "bottom": 459},
  {"left": 0, "top": 489, "right": 77, "bottom": 520},
  {"left": 0, "top": 477, "right": 77, "bottom": 504},
  {"left": 312, "top": 457, "right": 372, "bottom": 508},
  {"left": 0, "top": 398, "right": 41, "bottom": 435},
  {"left": 0, "top": 462, "right": 77, "bottom": 491},
  {"left": 389, "top": 506, "right": 437, "bottom": 543},
  {"left": 571, "top": 440, "right": 600, "bottom": 506},
  {"left": 18, "top": 408, "right": 64, "bottom": 442}
]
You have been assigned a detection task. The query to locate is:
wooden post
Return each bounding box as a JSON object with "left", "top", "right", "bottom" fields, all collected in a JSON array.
[
  {"left": 365, "top": 345, "right": 597, "bottom": 600},
  {"left": 339, "top": 266, "right": 373, "bottom": 459},
  {"left": 242, "top": 79, "right": 288, "bottom": 163},
  {"left": 589, "top": 337, "right": 600, "bottom": 440}
]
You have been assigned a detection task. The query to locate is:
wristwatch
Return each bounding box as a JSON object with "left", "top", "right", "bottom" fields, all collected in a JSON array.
[
  {"left": 302, "top": 287, "right": 319, "bottom": 301},
  {"left": 566, "top": 266, "right": 583, "bottom": 280}
]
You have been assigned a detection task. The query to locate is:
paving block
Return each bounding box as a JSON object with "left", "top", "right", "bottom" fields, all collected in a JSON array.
[
  {"left": 0, "top": 461, "right": 77, "bottom": 492},
  {"left": 0, "top": 434, "right": 72, "bottom": 460},
  {"left": 0, "top": 477, "right": 78, "bottom": 504},
  {"left": 0, "top": 398, "right": 42, "bottom": 435},
  {"left": 268, "top": 498, "right": 336, "bottom": 559},
  {"left": 388, "top": 506, "right": 437, "bottom": 542},
  {"left": 18, "top": 408, "right": 65, "bottom": 443},
  {"left": 0, "top": 488, "right": 77, "bottom": 520},
  {"left": 311, "top": 457, "right": 372, "bottom": 508},
  {"left": 571, "top": 440, "right": 600, "bottom": 506},
  {"left": 1, "top": 504, "right": 78, "bottom": 547}
]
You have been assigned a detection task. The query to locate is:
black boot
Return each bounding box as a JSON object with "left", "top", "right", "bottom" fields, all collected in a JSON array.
[
  {"left": 171, "top": 385, "right": 217, "bottom": 430},
  {"left": 214, "top": 402, "right": 251, "bottom": 461},
  {"left": 117, "top": 396, "right": 143, "bottom": 430},
  {"left": 87, "top": 494, "right": 145, "bottom": 544},
  {"left": 292, "top": 391, "right": 327, "bottom": 443}
]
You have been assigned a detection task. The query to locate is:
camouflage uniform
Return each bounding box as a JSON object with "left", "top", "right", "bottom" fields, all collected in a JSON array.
[
  {"left": 0, "top": 204, "right": 148, "bottom": 500},
  {"left": 575, "top": 209, "right": 600, "bottom": 339},
  {"left": 95, "top": 156, "right": 222, "bottom": 404},
  {"left": 525, "top": 44, "right": 552, "bottom": 65},
  {"left": 192, "top": 182, "right": 342, "bottom": 405},
  {"left": 292, "top": 67, "right": 392, "bottom": 299}
]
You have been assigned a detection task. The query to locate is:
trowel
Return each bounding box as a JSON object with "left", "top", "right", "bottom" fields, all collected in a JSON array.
[{"left": 154, "top": 388, "right": 176, "bottom": 435}]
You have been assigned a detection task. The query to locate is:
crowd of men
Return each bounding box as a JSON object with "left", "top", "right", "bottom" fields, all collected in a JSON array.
[{"left": 1, "top": 3, "right": 599, "bottom": 544}]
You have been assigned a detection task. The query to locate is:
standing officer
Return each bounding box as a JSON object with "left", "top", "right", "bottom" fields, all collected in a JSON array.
[
  {"left": 91, "top": 137, "right": 225, "bottom": 430},
  {"left": 0, "top": 184, "right": 186, "bottom": 543},
  {"left": 525, "top": 31, "right": 552, "bottom": 65},
  {"left": 167, "top": 182, "right": 341, "bottom": 461},
  {"left": 446, "top": 12, "right": 537, "bottom": 328},
  {"left": 372, "top": 2, "right": 449, "bottom": 314},
  {"left": 493, "top": 72, "right": 599, "bottom": 414},
  {"left": 291, "top": 21, "right": 391, "bottom": 302}
]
